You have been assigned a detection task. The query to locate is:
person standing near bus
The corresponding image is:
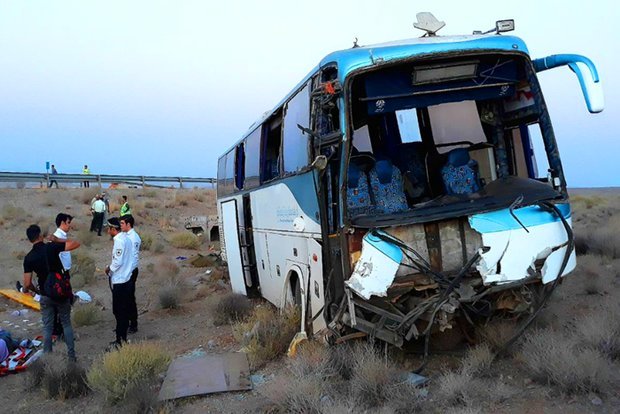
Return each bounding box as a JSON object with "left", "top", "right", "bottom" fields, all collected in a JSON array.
[
  {"left": 82, "top": 165, "right": 90, "bottom": 188},
  {"left": 104, "top": 217, "right": 133, "bottom": 349},
  {"left": 120, "top": 214, "right": 141, "bottom": 333},
  {"left": 120, "top": 195, "right": 131, "bottom": 216}
]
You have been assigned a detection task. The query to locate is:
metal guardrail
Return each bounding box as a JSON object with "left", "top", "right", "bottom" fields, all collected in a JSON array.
[{"left": 0, "top": 171, "right": 216, "bottom": 188}]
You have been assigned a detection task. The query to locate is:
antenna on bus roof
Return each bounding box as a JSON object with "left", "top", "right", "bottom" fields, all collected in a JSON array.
[{"left": 413, "top": 12, "right": 445, "bottom": 36}]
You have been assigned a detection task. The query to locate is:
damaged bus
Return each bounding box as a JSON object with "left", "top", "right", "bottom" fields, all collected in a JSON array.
[{"left": 216, "top": 14, "right": 604, "bottom": 353}]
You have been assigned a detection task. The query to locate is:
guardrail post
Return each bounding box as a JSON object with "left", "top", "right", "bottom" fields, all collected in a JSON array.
[
  {"left": 179, "top": 177, "right": 183, "bottom": 189},
  {"left": 45, "top": 174, "right": 50, "bottom": 188},
  {"left": 141, "top": 176, "right": 145, "bottom": 187},
  {"left": 97, "top": 175, "right": 102, "bottom": 188}
]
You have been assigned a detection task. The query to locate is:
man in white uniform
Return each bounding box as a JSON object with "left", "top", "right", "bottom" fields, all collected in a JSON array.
[
  {"left": 49, "top": 213, "right": 74, "bottom": 338},
  {"left": 104, "top": 217, "right": 133, "bottom": 348},
  {"left": 120, "top": 214, "right": 141, "bottom": 333}
]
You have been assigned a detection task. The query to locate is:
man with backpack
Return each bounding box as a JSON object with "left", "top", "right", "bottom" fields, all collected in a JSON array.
[{"left": 22, "top": 224, "right": 80, "bottom": 361}]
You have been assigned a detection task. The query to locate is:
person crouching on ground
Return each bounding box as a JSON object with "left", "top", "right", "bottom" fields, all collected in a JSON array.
[
  {"left": 22, "top": 224, "right": 80, "bottom": 361},
  {"left": 120, "top": 214, "right": 141, "bottom": 334},
  {"left": 104, "top": 217, "right": 133, "bottom": 349}
]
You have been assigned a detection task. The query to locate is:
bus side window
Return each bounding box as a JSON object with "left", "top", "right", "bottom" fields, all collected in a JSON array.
[
  {"left": 283, "top": 82, "right": 311, "bottom": 173},
  {"left": 261, "top": 114, "right": 283, "bottom": 183},
  {"left": 234, "top": 143, "right": 245, "bottom": 190}
]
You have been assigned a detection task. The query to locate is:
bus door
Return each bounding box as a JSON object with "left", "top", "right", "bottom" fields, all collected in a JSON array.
[
  {"left": 220, "top": 198, "right": 247, "bottom": 295},
  {"left": 240, "top": 194, "right": 259, "bottom": 293}
]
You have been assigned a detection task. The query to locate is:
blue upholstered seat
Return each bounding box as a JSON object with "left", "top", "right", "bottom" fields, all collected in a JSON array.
[
  {"left": 347, "top": 163, "right": 373, "bottom": 216},
  {"left": 441, "top": 148, "right": 481, "bottom": 195},
  {"left": 369, "top": 160, "right": 408, "bottom": 214}
]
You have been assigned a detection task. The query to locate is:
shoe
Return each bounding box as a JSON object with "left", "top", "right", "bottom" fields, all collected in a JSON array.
[
  {"left": 128, "top": 326, "right": 138, "bottom": 334},
  {"left": 106, "top": 341, "right": 122, "bottom": 352},
  {"left": 15, "top": 281, "right": 22, "bottom": 292}
]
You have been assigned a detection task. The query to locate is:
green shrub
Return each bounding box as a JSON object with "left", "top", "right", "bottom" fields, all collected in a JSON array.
[
  {"left": 87, "top": 341, "right": 170, "bottom": 404},
  {"left": 158, "top": 284, "right": 181, "bottom": 309},
  {"left": 169, "top": 232, "right": 200, "bottom": 249},
  {"left": 73, "top": 303, "right": 101, "bottom": 327}
]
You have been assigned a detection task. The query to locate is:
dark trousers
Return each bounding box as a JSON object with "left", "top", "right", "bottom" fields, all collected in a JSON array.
[
  {"left": 83, "top": 180, "right": 89, "bottom": 188},
  {"left": 129, "top": 268, "right": 139, "bottom": 329},
  {"left": 41, "top": 296, "right": 75, "bottom": 359},
  {"left": 90, "top": 212, "right": 104, "bottom": 235},
  {"left": 112, "top": 280, "right": 132, "bottom": 343},
  {"left": 48, "top": 180, "right": 58, "bottom": 188}
]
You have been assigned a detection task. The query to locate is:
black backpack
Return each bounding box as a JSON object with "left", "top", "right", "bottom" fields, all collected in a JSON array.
[{"left": 43, "top": 245, "right": 73, "bottom": 301}]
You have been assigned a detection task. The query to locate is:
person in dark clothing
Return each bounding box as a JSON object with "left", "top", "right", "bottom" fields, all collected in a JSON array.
[
  {"left": 48, "top": 164, "right": 59, "bottom": 188},
  {"left": 22, "top": 224, "right": 80, "bottom": 360}
]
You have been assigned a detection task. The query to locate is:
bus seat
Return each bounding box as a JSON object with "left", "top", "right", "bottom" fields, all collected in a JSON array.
[
  {"left": 441, "top": 148, "right": 481, "bottom": 195},
  {"left": 347, "top": 163, "right": 373, "bottom": 216},
  {"left": 369, "top": 159, "right": 408, "bottom": 214},
  {"left": 393, "top": 142, "right": 428, "bottom": 201}
]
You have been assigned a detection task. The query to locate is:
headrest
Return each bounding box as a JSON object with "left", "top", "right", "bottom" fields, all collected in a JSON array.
[
  {"left": 351, "top": 153, "right": 375, "bottom": 172},
  {"left": 446, "top": 148, "right": 471, "bottom": 167},
  {"left": 374, "top": 159, "right": 394, "bottom": 184},
  {"left": 347, "top": 163, "right": 362, "bottom": 189}
]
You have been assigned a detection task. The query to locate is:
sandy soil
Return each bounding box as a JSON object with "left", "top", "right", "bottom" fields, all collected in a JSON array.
[{"left": 0, "top": 187, "right": 619, "bottom": 413}]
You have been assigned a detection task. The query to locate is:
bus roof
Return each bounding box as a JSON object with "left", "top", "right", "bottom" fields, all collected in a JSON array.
[{"left": 226, "top": 34, "right": 529, "bottom": 157}]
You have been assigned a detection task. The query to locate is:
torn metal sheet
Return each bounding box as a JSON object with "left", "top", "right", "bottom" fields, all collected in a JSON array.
[
  {"left": 469, "top": 204, "right": 575, "bottom": 284},
  {"left": 346, "top": 231, "right": 403, "bottom": 300},
  {"left": 158, "top": 352, "right": 251, "bottom": 401}
]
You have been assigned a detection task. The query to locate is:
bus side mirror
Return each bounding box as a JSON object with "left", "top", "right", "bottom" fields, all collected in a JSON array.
[
  {"left": 311, "top": 155, "right": 328, "bottom": 171},
  {"left": 532, "top": 54, "right": 604, "bottom": 113}
]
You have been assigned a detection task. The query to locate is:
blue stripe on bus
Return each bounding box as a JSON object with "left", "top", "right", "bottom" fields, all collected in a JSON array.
[
  {"left": 469, "top": 203, "right": 571, "bottom": 234},
  {"left": 365, "top": 231, "right": 404, "bottom": 263},
  {"left": 284, "top": 172, "right": 321, "bottom": 223}
]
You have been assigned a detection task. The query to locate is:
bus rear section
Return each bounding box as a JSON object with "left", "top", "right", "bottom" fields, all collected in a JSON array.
[{"left": 338, "top": 51, "right": 576, "bottom": 347}]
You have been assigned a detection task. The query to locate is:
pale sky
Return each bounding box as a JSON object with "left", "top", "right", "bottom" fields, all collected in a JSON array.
[{"left": 1, "top": 0, "right": 618, "bottom": 187}]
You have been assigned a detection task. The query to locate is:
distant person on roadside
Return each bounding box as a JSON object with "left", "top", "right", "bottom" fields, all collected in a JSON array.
[
  {"left": 48, "top": 164, "right": 59, "bottom": 189},
  {"left": 22, "top": 224, "right": 80, "bottom": 361},
  {"left": 49, "top": 213, "right": 75, "bottom": 338},
  {"left": 120, "top": 195, "right": 131, "bottom": 216},
  {"left": 120, "top": 214, "right": 141, "bottom": 333},
  {"left": 104, "top": 217, "right": 133, "bottom": 349},
  {"left": 90, "top": 194, "right": 106, "bottom": 236},
  {"left": 82, "top": 165, "right": 90, "bottom": 188},
  {"left": 101, "top": 191, "right": 110, "bottom": 224}
]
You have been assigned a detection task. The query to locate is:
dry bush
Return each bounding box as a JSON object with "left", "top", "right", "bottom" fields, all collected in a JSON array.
[
  {"left": 140, "top": 232, "right": 154, "bottom": 251},
  {"left": 580, "top": 217, "right": 620, "bottom": 259},
  {"left": 518, "top": 329, "right": 616, "bottom": 394},
  {"left": 153, "top": 242, "right": 165, "bottom": 254},
  {"left": 158, "top": 284, "right": 181, "bottom": 309},
  {"left": 169, "top": 232, "right": 200, "bottom": 250},
  {"left": 71, "top": 253, "right": 96, "bottom": 288},
  {"left": 174, "top": 192, "right": 193, "bottom": 207},
  {"left": 263, "top": 372, "right": 327, "bottom": 414},
  {"left": 141, "top": 189, "right": 158, "bottom": 198},
  {"left": 120, "top": 380, "right": 170, "bottom": 414},
  {"left": 233, "top": 305, "right": 300, "bottom": 369},
  {"left": 25, "top": 354, "right": 89, "bottom": 399},
  {"left": 212, "top": 293, "right": 254, "bottom": 326},
  {"left": 73, "top": 303, "right": 101, "bottom": 327},
  {"left": 76, "top": 227, "right": 96, "bottom": 247},
  {"left": 436, "top": 369, "right": 474, "bottom": 405},
  {"left": 571, "top": 195, "right": 605, "bottom": 210},
  {"left": 461, "top": 343, "right": 494, "bottom": 376},
  {"left": 575, "top": 304, "right": 620, "bottom": 359},
  {"left": 155, "top": 258, "right": 180, "bottom": 278},
  {"left": 87, "top": 341, "right": 170, "bottom": 404},
  {"left": 143, "top": 200, "right": 157, "bottom": 209}
]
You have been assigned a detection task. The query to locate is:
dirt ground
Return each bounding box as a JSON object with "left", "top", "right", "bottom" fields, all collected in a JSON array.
[{"left": 0, "top": 186, "right": 619, "bottom": 413}]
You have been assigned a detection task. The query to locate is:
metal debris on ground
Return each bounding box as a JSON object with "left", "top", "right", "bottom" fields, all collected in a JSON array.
[{"left": 158, "top": 352, "right": 252, "bottom": 401}]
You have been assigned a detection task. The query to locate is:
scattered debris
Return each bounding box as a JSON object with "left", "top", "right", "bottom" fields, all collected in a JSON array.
[
  {"left": 158, "top": 352, "right": 252, "bottom": 401},
  {"left": 175, "top": 256, "right": 188, "bottom": 261},
  {"left": 74, "top": 291, "right": 92, "bottom": 303},
  {"left": 403, "top": 372, "right": 429, "bottom": 386}
]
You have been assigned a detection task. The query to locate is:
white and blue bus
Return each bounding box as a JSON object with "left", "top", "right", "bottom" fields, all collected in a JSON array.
[{"left": 217, "top": 15, "right": 603, "bottom": 349}]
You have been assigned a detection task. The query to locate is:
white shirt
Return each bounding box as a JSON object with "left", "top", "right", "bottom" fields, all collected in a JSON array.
[
  {"left": 93, "top": 199, "right": 106, "bottom": 213},
  {"left": 125, "top": 228, "right": 141, "bottom": 271},
  {"left": 53, "top": 228, "right": 71, "bottom": 270},
  {"left": 108, "top": 233, "right": 132, "bottom": 284}
]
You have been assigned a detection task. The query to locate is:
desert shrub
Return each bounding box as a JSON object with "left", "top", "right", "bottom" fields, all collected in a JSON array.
[
  {"left": 140, "top": 232, "right": 154, "bottom": 251},
  {"left": 582, "top": 217, "right": 620, "bottom": 259},
  {"left": 87, "top": 341, "right": 170, "bottom": 404},
  {"left": 169, "top": 232, "right": 200, "bottom": 250},
  {"left": 73, "top": 303, "right": 101, "bottom": 327},
  {"left": 153, "top": 242, "right": 165, "bottom": 254},
  {"left": 155, "top": 258, "right": 180, "bottom": 278},
  {"left": 435, "top": 369, "right": 474, "bottom": 405},
  {"left": 76, "top": 227, "right": 96, "bottom": 247},
  {"left": 26, "top": 354, "right": 89, "bottom": 399},
  {"left": 158, "top": 283, "right": 181, "bottom": 309},
  {"left": 71, "top": 253, "right": 96, "bottom": 287},
  {"left": 143, "top": 200, "right": 157, "bottom": 209},
  {"left": 461, "top": 343, "right": 494, "bottom": 376},
  {"left": 142, "top": 189, "right": 158, "bottom": 198},
  {"left": 575, "top": 305, "right": 620, "bottom": 359},
  {"left": 233, "top": 305, "right": 300, "bottom": 369},
  {"left": 120, "top": 380, "right": 170, "bottom": 414},
  {"left": 518, "top": 329, "right": 615, "bottom": 393},
  {"left": 1, "top": 205, "right": 20, "bottom": 221},
  {"left": 212, "top": 293, "right": 253, "bottom": 326},
  {"left": 146, "top": 263, "right": 155, "bottom": 273},
  {"left": 174, "top": 192, "right": 193, "bottom": 207}
]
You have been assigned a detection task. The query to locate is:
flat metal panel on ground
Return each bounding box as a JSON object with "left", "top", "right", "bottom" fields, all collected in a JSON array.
[{"left": 158, "top": 352, "right": 251, "bottom": 401}]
